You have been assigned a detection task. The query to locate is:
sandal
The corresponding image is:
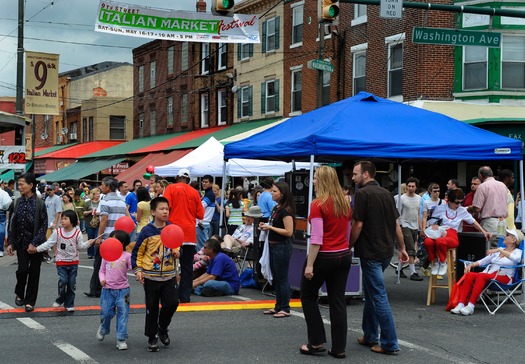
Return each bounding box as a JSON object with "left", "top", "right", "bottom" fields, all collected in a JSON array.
[
  {"left": 273, "top": 311, "right": 291, "bottom": 318},
  {"left": 371, "top": 346, "right": 399, "bottom": 355},
  {"left": 300, "top": 344, "right": 326, "bottom": 356},
  {"left": 263, "top": 309, "right": 276, "bottom": 315},
  {"left": 24, "top": 304, "right": 34, "bottom": 312},
  {"left": 328, "top": 350, "right": 346, "bottom": 359},
  {"left": 357, "top": 337, "right": 379, "bottom": 347}
]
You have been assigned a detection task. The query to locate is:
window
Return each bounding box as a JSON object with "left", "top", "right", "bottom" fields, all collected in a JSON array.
[
  {"left": 181, "top": 93, "right": 188, "bottom": 125},
  {"left": 181, "top": 42, "right": 189, "bottom": 71},
  {"left": 150, "top": 110, "right": 156, "bottom": 136},
  {"left": 218, "top": 90, "right": 227, "bottom": 125},
  {"left": 167, "top": 46, "right": 174, "bottom": 74},
  {"left": 150, "top": 60, "right": 156, "bottom": 88},
  {"left": 292, "top": 4, "right": 303, "bottom": 45},
  {"left": 352, "top": 5, "right": 367, "bottom": 26},
  {"left": 388, "top": 43, "right": 403, "bottom": 97},
  {"left": 291, "top": 69, "right": 302, "bottom": 113},
  {"left": 238, "top": 86, "right": 252, "bottom": 118},
  {"left": 82, "top": 117, "right": 87, "bottom": 142},
  {"left": 261, "top": 80, "right": 279, "bottom": 114},
  {"left": 463, "top": 46, "right": 487, "bottom": 90},
  {"left": 138, "top": 113, "right": 144, "bottom": 138},
  {"left": 201, "top": 93, "right": 209, "bottom": 127},
  {"left": 167, "top": 96, "right": 173, "bottom": 127},
  {"left": 88, "top": 117, "right": 94, "bottom": 141},
  {"left": 109, "top": 116, "right": 126, "bottom": 140},
  {"left": 502, "top": 35, "right": 525, "bottom": 89},
  {"left": 262, "top": 17, "right": 280, "bottom": 53},
  {"left": 138, "top": 65, "right": 144, "bottom": 93},
  {"left": 322, "top": 71, "right": 330, "bottom": 106},
  {"left": 201, "top": 43, "right": 210, "bottom": 75},
  {"left": 238, "top": 43, "right": 253, "bottom": 61},
  {"left": 218, "top": 43, "right": 227, "bottom": 70},
  {"left": 353, "top": 51, "right": 366, "bottom": 94}
]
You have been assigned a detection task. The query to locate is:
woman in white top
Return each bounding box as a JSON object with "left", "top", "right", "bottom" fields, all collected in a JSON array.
[
  {"left": 451, "top": 228, "right": 522, "bottom": 316},
  {"left": 424, "top": 189, "right": 491, "bottom": 276}
]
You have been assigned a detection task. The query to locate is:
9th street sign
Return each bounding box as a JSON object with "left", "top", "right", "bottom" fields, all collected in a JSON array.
[{"left": 412, "top": 27, "right": 501, "bottom": 48}]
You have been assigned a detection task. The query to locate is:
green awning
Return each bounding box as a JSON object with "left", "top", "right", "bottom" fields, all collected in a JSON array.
[
  {"left": 0, "top": 162, "right": 32, "bottom": 181},
  {"left": 37, "top": 157, "right": 124, "bottom": 182}
]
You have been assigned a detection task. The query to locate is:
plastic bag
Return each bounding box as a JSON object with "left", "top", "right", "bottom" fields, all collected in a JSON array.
[
  {"left": 239, "top": 268, "right": 258, "bottom": 288},
  {"left": 424, "top": 226, "right": 447, "bottom": 239}
]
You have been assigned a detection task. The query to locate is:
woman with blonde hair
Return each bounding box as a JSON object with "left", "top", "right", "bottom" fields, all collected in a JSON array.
[
  {"left": 84, "top": 188, "right": 101, "bottom": 259},
  {"left": 299, "top": 166, "right": 352, "bottom": 358}
]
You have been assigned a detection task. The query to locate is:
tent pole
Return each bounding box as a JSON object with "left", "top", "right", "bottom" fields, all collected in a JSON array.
[
  {"left": 519, "top": 159, "right": 524, "bottom": 305},
  {"left": 306, "top": 154, "right": 315, "bottom": 255},
  {"left": 397, "top": 163, "right": 402, "bottom": 213},
  {"left": 219, "top": 159, "right": 227, "bottom": 237}
]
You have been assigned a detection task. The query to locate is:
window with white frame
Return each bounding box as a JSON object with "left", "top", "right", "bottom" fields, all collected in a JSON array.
[
  {"left": 167, "top": 96, "right": 173, "bottom": 127},
  {"left": 218, "top": 90, "right": 227, "bottom": 125},
  {"left": 218, "top": 43, "right": 227, "bottom": 70},
  {"left": 352, "top": 5, "right": 367, "bottom": 26},
  {"left": 388, "top": 43, "right": 403, "bottom": 97},
  {"left": 150, "top": 110, "right": 156, "bottom": 136},
  {"left": 181, "top": 93, "right": 188, "bottom": 125},
  {"left": 292, "top": 4, "right": 303, "bottom": 45},
  {"left": 167, "top": 46, "right": 174, "bottom": 74},
  {"left": 502, "top": 35, "right": 525, "bottom": 89},
  {"left": 353, "top": 51, "right": 366, "bottom": 94},
  {"left": 109, "top": 116, "right": 126, "bottom": 140},
  {"left": 463, "top": 46, "right": 487, "bottom": 90},
  {"left": 150, "top": 60, "right": 156, "bottom": 88},
  {"left": 138, "top": 113, "right": 144, "bottom": 138},
  {"left": 240, "top": 86, "right": 252, "bottom": 118},
  {"left": 138, "top": 65, "right": 144, "bottom": 93},
  {"left": 181, "top": 42, "right": 189, "bottom": 70},
  {"left": 322, "top": 71, "right": 330, "bottom": 106},
  {"left": 201, "top": 43, "right": 210, "bottom": 74},
  {"left": 264, "top": 17, "right": 279, "bottom": 52},
  {"left": 262, "top": 80, "right": 279, "bottom": 114},
  {"left": 291, "top": 69, "right": 302, "bottom": 113},
  {"left": 201, "top": 93, "right": 209, "bottom": 127}
]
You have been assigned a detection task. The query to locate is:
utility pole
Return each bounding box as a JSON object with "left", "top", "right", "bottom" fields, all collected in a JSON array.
[
  {"left": 317, "top": 23, "right": 325, "bottom": 110},
  {"left": 16, "top": 0, "right": 24, "bottom": 115}
]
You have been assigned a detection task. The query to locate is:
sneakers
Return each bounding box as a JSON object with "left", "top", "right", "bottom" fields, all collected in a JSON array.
[
  {"left": 410, "top": 272, "right": 423, "bottom": 281},
  {"left": 116, "top": 341, "right": 128, "bottom": 350},
  {"left": 158, "top": 326, "right": 170, "bottom": 346},
  {"left": 66, "top": 307, "right": 75, "bottom": 312},
  {"left": 431, "top": 262, "right": 440, "bottom": 275},
  {"left": 437, "top": 263, "right": 448, "bottom": 276},
  {"left": 395, "top": 270, "right": 407, "bottom": 278},
  {"left": 0, "top": 251, "right": 4, "bottom": 257},
  {"left": 96, "top": 325, "right": 105, "bottom": 341},
  {"left": 52, "top": 301, "right": 61, "bottom": 308},
  {"left": 200, "top": 286, "right": 223, "bottom": 297},
  {"left": 460, "top": 305, "right": 474, "bottom": 316},
  {"left": 451, "top": 304, "right": 464, "bottom": 315},
  {"left": 148, "top": 336, "right": 160, "bottom": 352}
]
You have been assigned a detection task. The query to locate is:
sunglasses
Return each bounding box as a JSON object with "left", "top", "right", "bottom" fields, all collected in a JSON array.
[
  {"left": 432, "top": 190, "right": 440, "bottom": 193},
  {"left": 452, "top": 200, "right": 464, "bottom": 204}
]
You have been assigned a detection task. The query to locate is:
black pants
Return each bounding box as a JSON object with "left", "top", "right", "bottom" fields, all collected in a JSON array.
[
  {"left": 300, "top": 250, "right": 352, "bottom": 354},
  {"left": 143, "top": 277, "right": 179, "bottom": 338},
  {"left": 15, "top": 249, "right": 44, "bottom": 306},
  {"left": 179, "top": 245, "right": 196, "bottom": 302},
  {"left": 88, "top": 247, "right": 102, "bottom": 296}
]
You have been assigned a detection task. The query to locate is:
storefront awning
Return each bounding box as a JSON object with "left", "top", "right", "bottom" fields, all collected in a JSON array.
[
  {"left": 34, "top": 143, "right": 78, "bottom": 158},
  {"left": 114, "top": 149, "right": 191, "bottom": 185},
  {"left": 36, "top": 141, "right": 123, "bottom": 159},
  {"left": 37, "top": 157, "right": 124, "bottom": 182}
]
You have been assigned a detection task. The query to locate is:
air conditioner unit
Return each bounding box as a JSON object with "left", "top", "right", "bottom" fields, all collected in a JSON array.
[
  {"left": 61, "top": 127, "right": 68, "bottom": 134},
  {"left": 57, "top": 136, "right": 63, "bottom": 143},
  {"left": 69, "top": 133, "right": 77, "bottom": 140}
]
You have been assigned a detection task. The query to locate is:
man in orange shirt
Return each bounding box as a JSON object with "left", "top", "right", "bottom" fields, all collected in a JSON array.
[{"left": 163, "top": 169, "right": 204, "bottom": 303}]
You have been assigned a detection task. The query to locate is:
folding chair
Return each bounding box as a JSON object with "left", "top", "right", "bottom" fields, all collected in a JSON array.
[
  {"left": 479, "top": 241, "right": 525, "bottom": 315},
  {"left": 236, "top": 245, "right": 255, "bottom": 273}
]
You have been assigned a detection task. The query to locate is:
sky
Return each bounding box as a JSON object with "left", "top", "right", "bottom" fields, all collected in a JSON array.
[{"left": 0, "top": 0, "right": 211, "bottom": 96}]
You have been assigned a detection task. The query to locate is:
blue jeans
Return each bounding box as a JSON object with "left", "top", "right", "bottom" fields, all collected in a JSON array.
[
  {"left": 86, "top": 226, "right": 98, "bottom": 258},
  {"left": 195, "top": 280, "right": 234, "bottom": 296},
  {"left": 196, "top": 225, "right": 211, "bottom": 251},
  {"left": 360, "top": 258, "right": 399, "bottom": 352},
  {"left": 100, "top": 287, "right": 130, "bottom": 341},
  {"left": 0, "top": 212, "right": 5, "bottom": 252},
  {"left": 269, "top": 239, "right": 292, "bottom": 313},
  {"left": 56, "top": 265, "right": 78, "bottom": 309}
]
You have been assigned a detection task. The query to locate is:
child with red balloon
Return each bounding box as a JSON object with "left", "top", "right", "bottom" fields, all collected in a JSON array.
[
  {"left": 97, "top": 230, "right": 132, "bottom": 350},
  {"left": 131, "top": 197, "right": 183, "bottom": 352}
]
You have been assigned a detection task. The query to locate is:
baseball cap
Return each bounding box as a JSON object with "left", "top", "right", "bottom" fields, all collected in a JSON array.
[{"left": 177, "top": 168, "right": 191, "bottom": 179}]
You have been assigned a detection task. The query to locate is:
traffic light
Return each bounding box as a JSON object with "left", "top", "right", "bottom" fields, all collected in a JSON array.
[
  {"left": 212, "top": 0, "right": 235, "bottom": 17},
  {"left": 318, "top": 0, "right": 340, "bottom": 23}
]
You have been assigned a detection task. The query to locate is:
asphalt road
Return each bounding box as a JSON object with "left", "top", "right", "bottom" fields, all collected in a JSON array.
[{"left": 0, "top": 250, "right": 524, "bottom": 364}]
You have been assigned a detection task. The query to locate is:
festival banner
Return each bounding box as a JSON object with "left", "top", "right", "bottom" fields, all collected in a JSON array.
[
  {"left": 25, "top": 51, "right": 59, "bottom": 115},
  {"left": 95, "top": 1, "right": 260, "bottom": 44},
  {"left": 0, "top": 146, "right": 27, "bottom": 170}
]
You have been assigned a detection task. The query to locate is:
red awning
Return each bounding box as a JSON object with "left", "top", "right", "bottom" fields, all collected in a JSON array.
[
  {"left": 130, "top": 126, "right": 226, "bottom": 154},
  {"left": 114, "top": 149, "right": 191, "bottom": 185},
  {"left": 36, "top": 141, "right": 123, "bottom": 159}
]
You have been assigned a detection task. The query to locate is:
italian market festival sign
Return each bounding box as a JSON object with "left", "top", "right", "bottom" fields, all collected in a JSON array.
[
  {"left": 412, "top": 27, "right": 501, "bottom": 48},
  {"left": 95, "top": 1, "right": 260, "bottom": 44},
  {"left": 25, "top": 51, "right": 59, "bottom": 115}
]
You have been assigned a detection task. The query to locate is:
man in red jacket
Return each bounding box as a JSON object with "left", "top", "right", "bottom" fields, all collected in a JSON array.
[{"left": 163, "top": 169, "right": 204, "bottom": 303}]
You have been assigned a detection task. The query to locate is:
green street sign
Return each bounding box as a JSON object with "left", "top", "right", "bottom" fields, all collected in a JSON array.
[
  {"left": 307, "top": 59, "right": 334, "bottom": 73},
  {"left": 412, "top": 27, "right": 501, "bottom": 48}
]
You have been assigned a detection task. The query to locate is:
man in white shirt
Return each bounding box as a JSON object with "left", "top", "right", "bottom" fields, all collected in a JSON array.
[
  {"left": 0, "top": 180, "right": 12, "bottom": 257},
  {"left": 44, "top": 186, "right": 63, "bottom": 238}
]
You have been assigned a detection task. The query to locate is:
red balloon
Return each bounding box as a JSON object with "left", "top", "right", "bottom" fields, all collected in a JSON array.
[
  {"left": 160, "top": 224, "right": 184, "bottom": 249},
  {"left": 114, "top": 216, "right": 135, "bottom": 233},
  {"left": 146, "top": 164, "right": 155, "bottom": 174},
  {"left": 100, "top": 238, "right": 123, "bottom": 262}
]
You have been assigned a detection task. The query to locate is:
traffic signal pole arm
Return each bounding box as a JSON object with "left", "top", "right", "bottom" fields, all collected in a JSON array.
[{"left": 340, "top": 0, "right": 525, "bottom": 19}]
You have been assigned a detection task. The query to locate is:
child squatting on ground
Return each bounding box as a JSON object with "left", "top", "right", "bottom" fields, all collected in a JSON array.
[
  {"left": 36, "top": 209, "right": 94, "bottom": 312},
  {"left": 96, "top": 229, "right": 133, "bottom": 350},
  {"left": 132, "top": 196, "right": 180, "bottom": 352}
]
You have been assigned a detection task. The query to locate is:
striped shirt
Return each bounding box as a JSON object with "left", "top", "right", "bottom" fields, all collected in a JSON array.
[{"left": 99, "top": 192, "right": 128, "bottom": 239}]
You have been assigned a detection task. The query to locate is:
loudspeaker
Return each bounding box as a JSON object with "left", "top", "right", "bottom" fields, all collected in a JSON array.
[
  {"left": 456, "top": 232, "right": 487, "bottom": 280},
  {"left": 286, "top": 170, "right": 311, "bottom": 219}
]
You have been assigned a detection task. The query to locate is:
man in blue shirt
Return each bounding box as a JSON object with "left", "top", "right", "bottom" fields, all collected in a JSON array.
[{"left": 196, "top": 175, "right": 215, "bottom": 250}]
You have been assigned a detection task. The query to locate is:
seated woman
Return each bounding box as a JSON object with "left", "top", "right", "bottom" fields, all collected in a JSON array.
[
  {"left": 452, "top": 229, "right": 522, "bottom": 316},
  {"left": 221, "top": 206, "right": 262, "bottom": 253},
  {"left": 423, "top": 189, "right": 491, "bottom": 276}
]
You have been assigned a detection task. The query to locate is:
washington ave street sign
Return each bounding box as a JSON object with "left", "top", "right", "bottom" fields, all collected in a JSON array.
[{"left": 412, "top": 27, "right": 501, "bottom": 48}]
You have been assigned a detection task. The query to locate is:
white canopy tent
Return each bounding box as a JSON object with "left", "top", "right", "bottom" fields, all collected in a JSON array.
[{"left": 154, "top": 137, "right": 313, "bottom": 177}]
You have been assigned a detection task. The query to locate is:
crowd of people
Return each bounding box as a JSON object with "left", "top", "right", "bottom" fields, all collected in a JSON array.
[{"left": 1, "top": 162, "right": 522, "bottom": 356}]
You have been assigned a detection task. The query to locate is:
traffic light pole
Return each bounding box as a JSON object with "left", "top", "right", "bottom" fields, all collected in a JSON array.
[
  {"left": 317, "top": 22, "right": 326, "bottom": 109},
  {"left": 339, "top": 0, "right": 525, "bottom": 18}
]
